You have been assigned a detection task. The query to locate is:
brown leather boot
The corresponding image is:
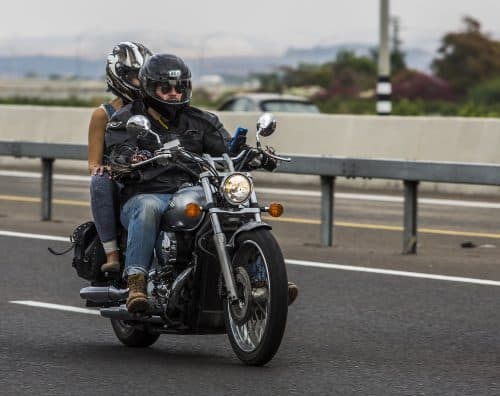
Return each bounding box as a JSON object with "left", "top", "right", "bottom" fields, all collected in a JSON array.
[{"left": 126, "top": 273, "right": 148, "bottom": 313}]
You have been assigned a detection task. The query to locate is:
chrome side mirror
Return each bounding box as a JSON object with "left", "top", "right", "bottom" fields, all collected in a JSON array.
[
  {"left": 256, "top": 113, "right": 276, "bottom": 148},
  {"left": 257, "top": 113, "right": 276, "bottom": 137},
  {"left": 126, "top": 115, "right": 151, "bottom": 134},
  {"left": 126, "top": 115, "right": 162, "bottom": 148}
]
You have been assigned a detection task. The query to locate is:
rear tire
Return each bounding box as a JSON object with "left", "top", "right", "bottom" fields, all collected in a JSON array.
[
  {"left": 110, "top": 319, "right": 160, "bottom": 348},
  {"left": 224, "top": 229, "right": 288, "bottom": 366}
]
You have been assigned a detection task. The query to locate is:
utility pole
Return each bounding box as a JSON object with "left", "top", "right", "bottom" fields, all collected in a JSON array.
[{"left": 377, "top": 0, "right": 391, "bottom": 115}]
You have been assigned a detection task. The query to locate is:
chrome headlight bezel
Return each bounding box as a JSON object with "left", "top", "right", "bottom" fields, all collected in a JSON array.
[{"left": 221, "top": 173, "right": 253, "bottom": 205}]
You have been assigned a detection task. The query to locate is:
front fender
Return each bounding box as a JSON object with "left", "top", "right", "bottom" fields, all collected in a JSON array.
[{"left": 228, "top": 221, "right": 272, "bottom": 248}]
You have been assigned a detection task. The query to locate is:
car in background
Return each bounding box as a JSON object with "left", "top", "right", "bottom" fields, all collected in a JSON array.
[{"left": 217, "top": 93, "right": 320, "bottom": 113}]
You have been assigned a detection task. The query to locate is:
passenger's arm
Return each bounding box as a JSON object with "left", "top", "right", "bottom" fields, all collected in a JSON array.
[{"left": 88, "top": 107, "right": 108, "bottom": 175}]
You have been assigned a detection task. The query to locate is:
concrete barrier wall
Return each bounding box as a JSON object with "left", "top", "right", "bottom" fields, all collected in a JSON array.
[{"left": 1, "top": 105, "right": 500, "bottom": 195}]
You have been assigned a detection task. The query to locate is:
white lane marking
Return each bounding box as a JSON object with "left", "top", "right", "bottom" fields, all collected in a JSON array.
[
  {"left": 1, "top": 229, "right": 499, "bottom": 288},
  {"left": 0, "top": 170, "right": 90, "bottom": 182},
  {"left": 286, "top": 259, "right": 500, "bottom": 287},
  {"left": 10, "top": 300, "right": 99, "bottom": 315},
  {"left": 8, "top": 260, "right": 500, "bottom": 318},
  {"left": 1, "top": 170, "right": 499, "bottom": 209},
  {"left": 0, "top": 230, "right": 69, "bottom": 242}
]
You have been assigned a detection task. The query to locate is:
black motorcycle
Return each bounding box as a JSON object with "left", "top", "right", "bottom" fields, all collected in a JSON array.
[{"left": 76, "top": 113, "right": 291, "bottom": 366}]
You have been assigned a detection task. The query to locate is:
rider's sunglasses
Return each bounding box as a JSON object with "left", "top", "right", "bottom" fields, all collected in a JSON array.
[{"left": 157, "top": 80, "right": 190, "bottom": 94}]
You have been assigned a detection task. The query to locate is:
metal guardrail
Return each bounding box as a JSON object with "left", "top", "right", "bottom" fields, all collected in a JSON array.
[
  {"left": 1, "top": 141, "right": 500, "bottom": 254},
  {"left": 279, "top": 155, "right": 500, "bottom": 253}
]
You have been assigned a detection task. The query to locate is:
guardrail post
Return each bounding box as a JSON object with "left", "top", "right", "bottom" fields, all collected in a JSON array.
[
  {"left": 320, "top": 176, "right": 335, "bottom": 247},
  {"left": 403, "top": 180, "right": 419, "bottom": 254},
  {"left": 41, "top": 158, "right": 54, "bottom": 221}
]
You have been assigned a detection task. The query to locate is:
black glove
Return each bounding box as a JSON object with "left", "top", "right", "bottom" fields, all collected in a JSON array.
[
  {"left": 245, "top": 148, "right": 277, "bottom": 172},
  {"left": 260, "top": 150, "right": 278, "bottom": 171},
  {"left": 131, "top": 150, "right": 152, "bottom": 164},
  {"left": 107, "top": 143, "right": 142, "bottom": 182}
]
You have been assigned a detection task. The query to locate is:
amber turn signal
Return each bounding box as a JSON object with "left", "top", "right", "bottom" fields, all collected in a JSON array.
[
  {"left": 185, "top": 203, "right": 202, "bottom": 218},
  {"left": 267, "top": 203, "right": 284, "bottom": 217}
]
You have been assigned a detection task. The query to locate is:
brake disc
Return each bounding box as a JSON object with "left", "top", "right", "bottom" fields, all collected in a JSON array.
[{"left": 229, "top": 266, "right": 253, "bottom": 325}]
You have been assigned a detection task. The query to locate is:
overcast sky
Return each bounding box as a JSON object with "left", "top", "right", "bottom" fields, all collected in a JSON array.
[{"left": 2, "top": 0, "right": 500, "bottom": 58}]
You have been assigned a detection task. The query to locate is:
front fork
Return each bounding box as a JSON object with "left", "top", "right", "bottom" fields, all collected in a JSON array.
[
  {"left": 211, "top": 213, "right": 239, "bottom": 303},
  {"left": 200, "top": 177, "right": 239, "bottom": 303}
]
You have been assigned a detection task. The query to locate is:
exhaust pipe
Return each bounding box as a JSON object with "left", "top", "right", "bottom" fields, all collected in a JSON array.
[
  {"left": 80, "top": 286, "right": 128, "bottom": 303},
  {"left": 100, "top": 305, "right": 164, "bottom": 324}
]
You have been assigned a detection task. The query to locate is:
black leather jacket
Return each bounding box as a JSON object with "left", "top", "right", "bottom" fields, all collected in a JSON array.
[{"left": 105, "top": 100, "right": 231, "bottom": 203}]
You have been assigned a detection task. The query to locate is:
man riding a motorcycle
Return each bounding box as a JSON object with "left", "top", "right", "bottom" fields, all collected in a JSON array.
[{"left": 105, "top": 53, "right": 297, "bottom": 314}]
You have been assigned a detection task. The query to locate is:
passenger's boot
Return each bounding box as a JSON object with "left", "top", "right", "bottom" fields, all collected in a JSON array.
[
  {"left": 126, "top": 273, "right": 148, "bottom": 313},
  {"left": 101, "top": 250, "right": 120, "bottom": 273}
]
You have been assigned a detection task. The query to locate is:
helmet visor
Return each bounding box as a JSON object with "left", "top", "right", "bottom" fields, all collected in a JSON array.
[{"left": 116, "top": 65, "right": 141, "bottom": 88}]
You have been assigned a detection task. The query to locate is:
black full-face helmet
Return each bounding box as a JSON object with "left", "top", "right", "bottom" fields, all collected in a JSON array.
[
  {"left": 106, "top": 42, "right": 152, "bottom": 102},
  {"left": 139, "top": 54, "right": 192, "bottom": 117}
]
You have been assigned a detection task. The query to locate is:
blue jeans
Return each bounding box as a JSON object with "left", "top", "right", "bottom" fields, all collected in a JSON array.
[
  {"left": 120, "top": 193, "right": 172, "bottom": 277},
  {"left": 90, "top": 172, "right": 118, "bottom": 250}
]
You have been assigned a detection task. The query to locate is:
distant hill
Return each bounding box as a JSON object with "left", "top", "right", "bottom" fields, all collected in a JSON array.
[
  {"left": 0, "top": 45, "right": 434, "bottom": 81},
  {"left": 0, "top": 55, "right": 105, "bottom": 80}
]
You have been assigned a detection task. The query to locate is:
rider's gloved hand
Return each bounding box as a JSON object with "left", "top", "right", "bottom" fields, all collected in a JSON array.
[
  {"left": 131, "top": 150, "right": 152, "bottom": 164},
  {"left": 261, "top": 149, "right": 278, "bottom": 172},
  {"left": 245, "top": 148, "right": 277, "bottom": 172}
]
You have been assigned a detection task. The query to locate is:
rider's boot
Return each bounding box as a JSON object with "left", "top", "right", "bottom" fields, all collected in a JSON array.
[{"left": 126, "top": 273, "right": 148, "bottom": 313}]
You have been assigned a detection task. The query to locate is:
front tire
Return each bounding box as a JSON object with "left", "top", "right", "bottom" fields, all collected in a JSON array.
[
  {"left": 224, "top": 229, "right": 288, "bottom": 366},
  {"left": 110, "top": 319, "right": 160, "bottom": 348}
]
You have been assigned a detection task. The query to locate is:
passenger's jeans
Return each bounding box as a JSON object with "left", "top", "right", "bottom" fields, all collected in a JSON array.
[
  {"left": 120, "top": 193, "right": 172, "bottom": 277},
  {"left": 90, "top": 172, "right": 118, "bottom": 252}
]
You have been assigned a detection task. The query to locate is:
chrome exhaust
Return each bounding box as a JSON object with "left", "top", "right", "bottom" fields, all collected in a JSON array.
[
  {"left": 79, "top": 286, "right": 128, "bottom": 303},
  {"left": 100, "top": 305, "right": 164, "bottom": 324}
]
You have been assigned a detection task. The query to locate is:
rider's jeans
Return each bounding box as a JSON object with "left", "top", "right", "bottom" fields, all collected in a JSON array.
[
  {"left": 90, "top": 172, "right": 118, "bottom": 252},
  {"left": 120, "top": 193, "right": 172, "bottom": 277}
]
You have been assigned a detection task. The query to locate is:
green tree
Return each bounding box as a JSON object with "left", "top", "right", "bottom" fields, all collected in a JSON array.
[
  {"left": 432, "top": 16, "right": 500, "bottom": 95},
  {"left": 467, "top": 77, "right": 500, "bottom": 105}
]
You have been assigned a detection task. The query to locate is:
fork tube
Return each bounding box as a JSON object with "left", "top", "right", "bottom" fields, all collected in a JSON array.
[
  {"left": 201, "top": 175, "right": 239, "bottom": 302},
  {"left": 250, "top": 189, "right": 261, "bottom": 222},
  {"left": 210, "top": 212, "right": 239, "bottom": 302}
]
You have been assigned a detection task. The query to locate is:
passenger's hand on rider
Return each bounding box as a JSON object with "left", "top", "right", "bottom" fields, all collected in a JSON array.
[{"left": 91, "top": 164, "right": 111, "bottom": 177}]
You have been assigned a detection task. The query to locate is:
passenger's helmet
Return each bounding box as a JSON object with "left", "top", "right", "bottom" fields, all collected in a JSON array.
[
  {"left": 139, "top": 54, "right": 192, "bottom": 117},
  {"left": 106, "top": 42, "right": 152, "bottom": 102}
]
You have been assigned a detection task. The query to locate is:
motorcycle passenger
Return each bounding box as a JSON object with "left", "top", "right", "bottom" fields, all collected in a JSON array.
[{"left": 88, "top": 41, "right": 152, "bottom": 273}]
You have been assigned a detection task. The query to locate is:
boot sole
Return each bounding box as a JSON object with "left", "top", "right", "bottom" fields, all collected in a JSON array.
[{"left": 126, "top": 296, "right": 149, "bottom": 313}]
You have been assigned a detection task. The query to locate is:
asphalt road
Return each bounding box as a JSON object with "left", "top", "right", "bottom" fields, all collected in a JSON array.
[{"left": 0, "top": 171, "right": 499, "bottom": 395}]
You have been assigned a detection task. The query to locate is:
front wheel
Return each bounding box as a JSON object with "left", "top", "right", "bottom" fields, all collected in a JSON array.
[
  {"left": 224, "top": 229, "right": 288, "bottom": 366},
  {"left": 110, "top": 319, "right": 160, "bottom": 348}
]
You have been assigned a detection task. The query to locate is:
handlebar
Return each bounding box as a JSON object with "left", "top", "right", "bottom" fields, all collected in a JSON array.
[{"left": 128, "top": 145, "right": 290, "bottom": 170}]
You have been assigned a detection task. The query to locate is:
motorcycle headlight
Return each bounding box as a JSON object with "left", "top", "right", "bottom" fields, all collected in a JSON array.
[{"left": 221, "top": 173, "right": 253, "bottom": 205}]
